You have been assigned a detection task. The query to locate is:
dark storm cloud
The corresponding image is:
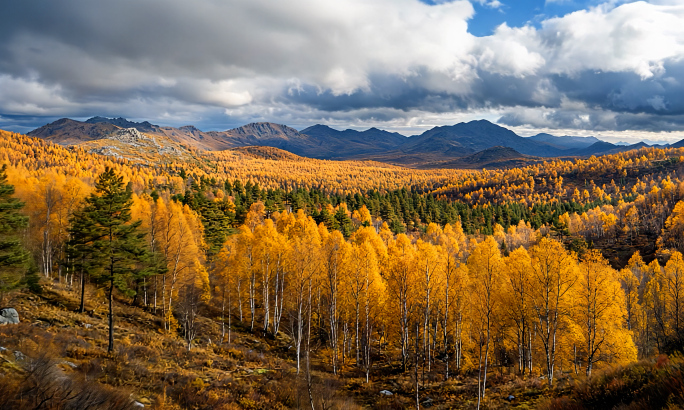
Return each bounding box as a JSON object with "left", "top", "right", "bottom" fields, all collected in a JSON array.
[{"left": 0, "top": 0, "right": 683, "bottom": 135}]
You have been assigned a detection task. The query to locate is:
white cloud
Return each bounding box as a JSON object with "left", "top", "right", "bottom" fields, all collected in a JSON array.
[
  {"left": 537, "top": 2, "right": 684, "bottom": 77},
  {"left": 474, "top": 0, "right": 504, "bottom": 8},
  {"left": 0, "top": 0, "right": 684, "bottom": 135}
]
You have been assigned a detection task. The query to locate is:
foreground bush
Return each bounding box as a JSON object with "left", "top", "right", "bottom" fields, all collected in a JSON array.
[
  {"left": 0, "top": 355, "right": 135, "bottom": 410},
  {"left": 541, "top": 355, "right": 684, "bottom": 410}
]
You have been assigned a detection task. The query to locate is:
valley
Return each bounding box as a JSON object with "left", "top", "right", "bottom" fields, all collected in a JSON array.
[
  {"left": 2, "top": 123, "right": 684, "bottom": 409},
  {"left": 4, "top": 1, "right": 684, "bottom": 409}
]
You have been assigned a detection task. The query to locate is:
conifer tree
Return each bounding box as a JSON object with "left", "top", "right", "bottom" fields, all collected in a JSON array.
[
  {"left": 67, "top": 207, "right": 99, "bottom": 313},
  {"left": 0, "top": 165, "right": 29, "bottom": 302},
  {"left": 83, "top": 168, "right": 148, "bottom": 353},
  {"left": 334, "top": 206, "right": 353, "bottom": 238}
]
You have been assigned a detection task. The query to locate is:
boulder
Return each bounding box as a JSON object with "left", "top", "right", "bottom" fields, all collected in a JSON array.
[
  {"left": 14, "top": 350, "right": 26, "bottom": 361},
  {"left": 0, "top": 308, "right": 19, "bottom": 325}
]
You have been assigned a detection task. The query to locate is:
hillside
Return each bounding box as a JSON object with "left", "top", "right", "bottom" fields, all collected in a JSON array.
[
  {"left": 218, "top": 122, "right": 320, "bottom": 154},
  {"left": 528, "top": 133, "right": 599, "bottom": 150},
  {"left": 421, "top": 146, "right": 542, "bottom": 169},
  {"left": 26, "top": 117, "right": 661, "bottom": 167},
  {"left": 0, "top": 286, "right": 360, "bottom": 409},
  {"left": 397, "top": 119, "right": 564, "bottom": 158},
  {"left": 1, "top": 283, "right": 563, "bottom": 410},
  {"left": 229, "top": 145, "right": 306, "bottom": 162},
  {"left": 0, "top": 129, "right": 467, "bottom": 195},
  {"left": 6, "top": 128, "right": 684, "bottom": 410},
  {"left": 300, "top": 124, "right": 407, "bottom": 159},
  {"left": 28, "top": 118, "right": 120, "bottom": 144},
  {"left": 79, "top": 128, "right": 194, "bottom": 163}
]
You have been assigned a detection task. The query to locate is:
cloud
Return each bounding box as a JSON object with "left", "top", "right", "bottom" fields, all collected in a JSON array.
[
  {"left": 0, "top": 0, "right": 683, "bottom": 135},
  {"left": 474, "top": 0, "right": 504, "bottom": 8}
]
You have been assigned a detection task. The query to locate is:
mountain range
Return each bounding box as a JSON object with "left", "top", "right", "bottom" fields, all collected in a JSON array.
[{"left": 25, "top": 116, "right": 682, "bottom": 168}]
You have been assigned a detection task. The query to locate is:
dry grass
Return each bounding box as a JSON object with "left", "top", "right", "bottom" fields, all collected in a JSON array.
[
  {"left": 0, "top": 286, "right": 364, "bottom": 409},
  {"left": 4, "top": 284, "right": 648, "bottom": 409},
  {"left": 539, "top": 355, "right": 684, "bottom": 410}
]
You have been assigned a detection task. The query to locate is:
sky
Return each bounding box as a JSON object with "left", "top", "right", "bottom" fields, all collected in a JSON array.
[{"left": 1, "top": 0, "right": 684, "bottom": 143}]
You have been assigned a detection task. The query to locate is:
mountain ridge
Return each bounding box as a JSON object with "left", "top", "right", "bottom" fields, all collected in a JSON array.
[
  {"left": 528, "top": 133, "right": 600, "bottom": 150},
  {"left": 26, "top": 116, "right": 664, "bottom": 167}
]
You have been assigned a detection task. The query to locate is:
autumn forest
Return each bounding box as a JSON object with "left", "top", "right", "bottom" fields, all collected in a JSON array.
[{"left": 4, "top": 127, "right": 684, "bottom": 410}]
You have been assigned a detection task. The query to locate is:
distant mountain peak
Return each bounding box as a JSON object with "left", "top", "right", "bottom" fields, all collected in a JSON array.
[
  {"left": 26, "top": 116, "right": 659, "bottom": 165},
  {"left": 230, "top": 122, "right": 302, "bottom": 139},
  {"left": 86, "top": 116, "right": 120, "bottom": 123},
  {"left": 528, "top": 133, "right": 600, "bottom": 151},
  {"left": 304, "top": 124, "right": 335, "bottom": 130},
  {"left": 85, "top": 116, "right": 159, "bottom": 132}
]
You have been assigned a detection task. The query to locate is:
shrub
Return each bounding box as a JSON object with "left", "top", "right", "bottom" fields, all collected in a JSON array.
[{"left": 0, "top": 355, "right": 135, "bottom": 410}]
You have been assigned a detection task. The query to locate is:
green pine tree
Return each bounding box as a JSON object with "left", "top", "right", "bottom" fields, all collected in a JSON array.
[
  {"left": 84, "top": 168, "right": 148, "bottom": 353},
  {"left": 67, "top": 206, "right": 100, "bottom": 313},
  {"left": 0, "top": 165, "right": 30, "bottom": 302},
  {"left": 334, "top": 207, "right": 353, "bottom": 238}
]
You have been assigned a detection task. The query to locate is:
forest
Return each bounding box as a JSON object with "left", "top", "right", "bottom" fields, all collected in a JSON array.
[{"left": 3, "top": 129, "right": 684, "bottom": 409}]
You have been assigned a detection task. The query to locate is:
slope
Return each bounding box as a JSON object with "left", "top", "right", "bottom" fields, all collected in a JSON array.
[
  {"left": 528, "top": 133, "right": 600, "bottom": 150},
  {"left": 28, "top": 118, "right": 120, "bottom": 144},
  {"left": 300, "top": 124, "right": 407, "bottom": 159},
  {"left": 398, "top": 119, "right": 564, "bottom": 158},
  {"left": 27, "top": 117, "right": 667, "bottom": 167},
  {"left": 424, "top": 146, "right": 542, "bottom": 169},
  {"left": 78, "top": 127, "right": 193, "bottom": 163}
]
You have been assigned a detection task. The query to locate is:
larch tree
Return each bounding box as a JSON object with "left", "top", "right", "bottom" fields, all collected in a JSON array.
[
  {"left": 644, "top": 259, "right": 668, "bottom": 351},
  {"left": 386, "top": 233, "right": 418, "bottom": 371},
  {"left": 576, "top": 250, "right": 635, "bottom": 376},
  {"left": 253, "top": 219, "right": 288, "bottom": 335},
  {"left": 415, "top": 238, "right": 444, "bottom": 378},
  {"left": 625, "top": 252, "right": 650, "bottom": 356},
  {"left": 157, "top": 199, "right": 205, "bottom": 332},
  {"left": 345, "top": 240, "right": 371, "bottom": 368},
  {"left": 502, "top": 246, "right": 534, "bottom": 375},
  {"left": 467, "top": 236, "right": 502, "bottom": 408},
  {"left": 321, "top": 228, "right": 349, "bottom": 374},
  {"left": 664, "top": 252, "right": 684, "bottom": 337},
  {"left": 437, "top": 222, "right": 465, "bottom": 379},
  {"left": 286, "top": 211, "right": 321, "bottom": 374},
  {"left": 349, "top": 239, "right": 384, "bottom": 382},
  {"left": 231, "top": 225, "right": 257, "bottom": 331},
  {"left": 662, "top": 201, "right": 684, "bottom": 253},
  {"left": 529, "top": 237, "right": 578, "bottom": 386},
  {"left": 21, "top": 173, "right": 62, "bottom": 278}
]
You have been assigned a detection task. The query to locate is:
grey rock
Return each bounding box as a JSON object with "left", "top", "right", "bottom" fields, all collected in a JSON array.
[
  {"left": 88, "top": 146, "right": 123, "bottom": 159},
  {"left": 0, "top": 308, "right": 19, "bottom": 325},
  {"left": 111, "top": 128, "right": 160, "bottom": 148},
  {"left": 14, "top": 350, "right": 26, "bottom": 361},
  {"left": 133, "top": 401, "right": 145, "bottom": 408},
  {"left": 62, "top": 361, "right": 78, "bottom": 369},
  {"left": 380, "top": 390, "right": 393, "bottom": 396}
]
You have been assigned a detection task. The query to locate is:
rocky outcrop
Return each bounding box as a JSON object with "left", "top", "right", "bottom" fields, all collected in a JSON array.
[
  {"left": 87, "top": 146, "right": 124, "bottom": 159},
  {"left": 0, "top": 308, "right": 20, "bottom": 325},
  {"left": 111, "top": 128, "right": 161, "bottom": 148}
]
